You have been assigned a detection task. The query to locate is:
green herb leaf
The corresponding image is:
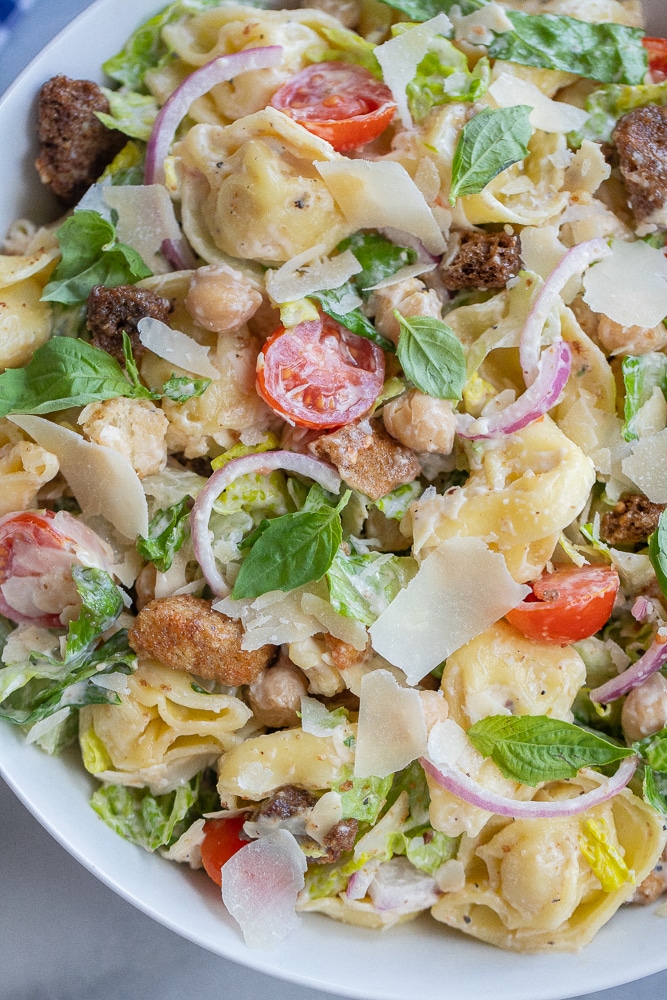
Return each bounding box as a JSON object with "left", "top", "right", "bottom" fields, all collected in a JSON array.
[
  {"left": 122, "top": 332, "right": 160, "bottom": 400},
  {"left": 311, "top": 287, "right": 394, "bottom": 352},
  {"left": 161, "top": 374, "right": 211, "bottom": 403},
  {"left": 61, "top": 567, "right": 125, "bottom": 663},
  {"left": 467, "top": 714, "right": 635, "bottom": 786},
  {"left": 649, "top": 512, "right": 667, "bottom": 602},
  {"left": 488, "top": 12, "right": 648, "bottom": 86},
  {"left": 137, "top": 495, "right": 193, "bottom": 572},
  {"left": 337, "top": 231, "right": 417, "bottom": 291},
  {"left": 231, "top": 491, "right": 350, "bottom": 599},
  {"left": 395, "top": 313, "right": 466, "bottom": 399},
  {"left": 449, "top": 105, "right": 532, "bottom": 205},
  {"left": 0, "top": 338, "right": 150, "bottom": 419},
  {"left": 621, "top": 353, "right": 667, "bottom": 442},
  {"left": 643, "top": 767, "right": 667, "bottom": 817},
  {"left": 41, "top": 210, "right": 152, "bottom": 305}
]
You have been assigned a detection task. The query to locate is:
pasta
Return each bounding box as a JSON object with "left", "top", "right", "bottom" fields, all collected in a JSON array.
[{"left": 2, "top": 0, "right": 667, "bottom": 960}]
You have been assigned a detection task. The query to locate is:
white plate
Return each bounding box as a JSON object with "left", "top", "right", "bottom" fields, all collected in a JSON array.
[{"left": 1, "top": 2, "right": 667, "bottom": 998}]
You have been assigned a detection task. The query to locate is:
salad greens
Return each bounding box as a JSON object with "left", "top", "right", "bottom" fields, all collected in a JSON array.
[
  {"left": 137, "top": 495, "right": 193, "bottom": 572},
  {"left": 407, "top": 40, "right": 489, "bottom": 123},
  {"left": 395, "top": 313, "right": 467, "bottom": 399},
  {"left": 449, "top": 105, "right": 532, "bottom": 205},
  {"left": 621, "top": 353, "right": 667, "bottom": 442}
]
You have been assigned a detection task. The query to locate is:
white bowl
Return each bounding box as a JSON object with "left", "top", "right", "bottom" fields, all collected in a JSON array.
[{"left": 1, "top": 2, "right": 667, "bottom": 998}]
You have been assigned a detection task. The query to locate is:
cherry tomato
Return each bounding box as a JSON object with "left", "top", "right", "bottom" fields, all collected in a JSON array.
[
  {"left": 0, "top": 509, "right": 114, "bottom": 628},
  {"left": 256, "top": 314, "right": 385, "bottom": 429},
  {"left": 643, "top": 37, "right": 667, "bottom": 81},
  {"left": 505, "top": 565, "right": 620, "bottom": 645},
  {"left": 270, "top": 61, "right": 397, "bottom": 152},
  {"left": 200, "top": 816, "right": 247, "bottom": 887}
]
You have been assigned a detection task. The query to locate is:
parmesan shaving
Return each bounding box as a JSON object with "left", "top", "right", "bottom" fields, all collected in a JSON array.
[
  {"left": 103, "top": 185, "right": 182, "bottom": 275},
  {"left": 265, "top": 247, "right": 362, "bottom": 305},
  {"left": 8, "top": 415, "right": 149, "bottom": 539},
  {"left": 137, "top": 316, "right": 220, "bottom": 378},
  {"left": 622, "top": 429, "right": 667, "bottom": 503},
  {"left": 375, "top": 14, "right": 452, "bottom": 129},
  {"left": 315, "top": 160, "right": 446, "bottom": 256},
  {"left": 583, "top": 239, "right": 667, "bottom": 329},
  {"left": 488, "top": 73, "right": 589, "bottom": 134},
  {"left": 354, "top": 669, "right": 427, "bottom": 779},
  {"left": 452, "top": 2, "right": 513, "bottom": 47},
  {"left": 369, "top": 538, "right": 530, "bottom": 684},
  {"left": 300, "top": 592, "right": 367, "bottom": 651}
]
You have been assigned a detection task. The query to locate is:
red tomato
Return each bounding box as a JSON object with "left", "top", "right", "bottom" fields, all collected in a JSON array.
[
  {"left": 256, "top": 314, "right": 385, "bottom": 429},
  {"left": 0, "top": 509, "right": 114, "bottom": 628},
  {"left": 200, "top": 816, "right": 247, "bottom": 887},
  {"left": 643, "top": 37, "right": 667, "bottom": 81},
  {"left": 505, "top": 565, "right": 620, "bottom": 645},
  {"left": 270, "top": 61, "right": 396, "bottom": 152}
]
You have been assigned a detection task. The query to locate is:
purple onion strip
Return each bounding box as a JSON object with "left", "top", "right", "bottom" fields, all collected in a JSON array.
[{"left": 590, "top": 634, "right": 667, "bottom": 704}]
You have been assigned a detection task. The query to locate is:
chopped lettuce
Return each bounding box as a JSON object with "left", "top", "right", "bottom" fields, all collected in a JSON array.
[
  {"left": 97, "top": 88, "right": 158, "bottom": 142},
  {"left": 406, "top": 39, "right": 489, "bottom": 123},
  {"left": 307, "top": 24, "right": 381, "bottom": 76},
  {"left": 386, "top": 828, "right": 456, "bottom": 875},
  {"left": 579, "top": 817, "right": 634, "bottom": 892},
  {"left": 621, "top": 353, "right": 667, "bottom": 442},
  {"left": 333, "top": 768, "right": 393, "bottom": 824},
  {"left": 570, "top": 80, "right": 667, "bottom": 148},
  {"left": 90, "top": 772, "right": 219, "bottom": 851},
  {"left": 136, "top": 495, "right": 193, "bottom": 572},
  {"left": 373, "top": 480, "right": 423, "bottom": 520},
  {"left": 327, "top": 549, "right": 418, "bottom": 626}
]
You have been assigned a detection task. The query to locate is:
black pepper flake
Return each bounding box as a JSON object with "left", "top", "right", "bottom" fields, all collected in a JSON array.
[{"left": 463, "top": 915, "right": 472, "bottom": 925}]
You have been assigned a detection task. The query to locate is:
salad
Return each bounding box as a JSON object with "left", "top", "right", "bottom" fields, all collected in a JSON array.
[{"left": 2, "top": 0, "right": 667, "bottom": 955}]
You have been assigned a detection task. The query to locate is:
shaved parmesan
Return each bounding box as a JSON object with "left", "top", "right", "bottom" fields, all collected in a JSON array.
[
  {"left": 221, "top": 829, "right": 307, "bottom": 949},
  {"left": 316, "top": 160, "right": 446, "bottom": 256},
  {"left": 489, "top": 73, "right": 588, "bottom": 134},
  {"left": 375, "top": 15, "right": 452, "bottom": 129},
  {"left": 300, "top": 591, "right": 367, "bottom": 651},
  {"left": 8, "top": 415, "right": 148, "bottom": 539},
  {"left": 103, "top": 184, "right": 182, "bottom": 275},
  {"left": 354, "top": 669, "right": 427, "bottom": 779},
  {"left": 369, "top": 538, "right": 529, "bottom": 684},
  {"left": 265, "top": 247, "right": 361, "bottom": 305},
  {"left": 137, "top": 316, "right": 219, "bottom": 378},
  {"left": 583, "top": 239, "right": 667, "bottom": 329},
  {"left": 367, "top": 261, "right": 436, "bottom": 291},
  {"left": 622, "top": 428, "right": 667, "bottom": 503},
  {"left": 452, "top": 3, "right": 513, "bottom": 46}
]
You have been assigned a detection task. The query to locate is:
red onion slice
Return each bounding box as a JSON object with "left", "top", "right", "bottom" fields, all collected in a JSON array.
[
  {"left": 190, "top": 450, "right": 341, "bottom": 596},
  {"left": 145, "top": 46, "right": 283, "bottom": 186},
  {"left": 420, "top": 754, "right": 637, "bottom": 819},
  {"left": 458, "top": 340, "right": 572, "bottom": 440},
  {"left": 160, "top": 237, "right": 198, "bottom": 272},
  {"left": 590, "top": 633, "right": 667, "bottom": 704},
  {"left": 519, "top": 238, "right": 611, "bottom": 386}
]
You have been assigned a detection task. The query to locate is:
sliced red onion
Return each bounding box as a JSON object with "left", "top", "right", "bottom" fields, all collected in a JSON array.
[
  {"left": 221, "top": 829, "right": 307, "bottom": 949},
  {"left": 420, "top": 754, "right": 637, "bottom": 819},
  {"left": 345, "top": 860, "right": 381, "bottom": 901},
  {"left": 519, "top": 238, "right": 610, "bottom": 386},
  {"left": 458, "top": 340, "right": 572, "bottom": 440},
  {"left": 590, "top": 632, "right": 667, "bottom": 704},
  {"left": 190, "top": 450, "right": 341, "bottom": 596},
  {"left": 145, "top": 46, "right": 283, "bottom": 186},
  {"left": 631, "top": 596, "right": 652, "bottom": 622},
  {"left": 161, "top": 237, "right": 198, "bottom": 272}
]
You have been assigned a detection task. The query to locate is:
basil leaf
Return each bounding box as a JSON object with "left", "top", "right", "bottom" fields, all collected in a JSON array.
[
  {"left": 337, "top": 231, "right": 417, "bottom": 291},
  {"left": 449, "top": 105, "right": 532, "bottom": 205},
  {"left": 643, "top": 767, "right": 667, "bottom": 817},
  {"left": 137, "top": 496, "right": 193, "bottom": 572},
  {"left": 122, "top": 332, "right": 160, "bottom": 401},
  {"left": 0, "top": 338, "right": 148, "bottom": 419},
  {"left": 488, "top": 12, "right": 648, "bottom": 86},
  {"left": 395, "top": 313, "right": 466, "bottom": 399},
  {"left": 467, "top": 714, "right": 635, "bottom": 786},
  {"left": 161, "top": 374, "right": 211, "bottom": 403},
  {"left": 311, "top": 288, "right": 394, "bottom": 352},
  {"left": 649, "top": 512, "right": 667, "bottom": 602},
  {"left": 42, "top": 210, "right": 152, "bottom": 305},
  {"left": 231, "top": 492, "right": 350, "bottom": 599}
]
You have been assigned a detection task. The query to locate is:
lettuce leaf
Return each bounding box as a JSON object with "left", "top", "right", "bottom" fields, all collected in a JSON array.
[
  {"left": 97, "top": 88, "right": 158, "bottom": 141},
  {"left": 621, "top": 353, "right": 667, "bottom": 442},
  {"left": 333, "top": 768, "right": 393, "bottom": 824},
  {"left": 406, "top": 40, "right": 489, "bottom": 123},
  {"left": 136, "top": 495, "right": 193, "bottom": 572},
  {"left": 570, "top": 80, "right": 667, "bottom": 148},
  {"left": 327, "top": 549, "right": 418, "bottom": 626}
]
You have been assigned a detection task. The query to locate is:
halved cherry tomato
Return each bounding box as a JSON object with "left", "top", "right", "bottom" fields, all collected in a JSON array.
[
  {"left": 270, "top": 61, "right": 397, "bottom": 152},
  {"left": 643, "top": 37, "right": 667, "bottom": 81},
  {"left": 256, "top": 314, "right": 385, "bottom": 429},
  {"left": 200, "top": 816, "right": 247, "bottom": 887},
  {"left": 0, "top": 509, "right": 113, "bottom": 627},
  {"left": 505, "top": 565, "right": 620, "bottom": 645}
]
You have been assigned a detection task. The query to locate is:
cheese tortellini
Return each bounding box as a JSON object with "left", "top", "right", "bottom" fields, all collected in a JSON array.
[{"left": 0, "top": 242, "right": 58, "bottom": 369}]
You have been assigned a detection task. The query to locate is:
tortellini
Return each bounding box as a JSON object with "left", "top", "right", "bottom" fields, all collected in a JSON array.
[
  {"left": 431, "top": 773, "right": 666, "bottom": 951},
  {"left": 178, "top": 109, "right": 349, "bottom": 264},
  {"left": 0, "top": 419, "right": 59, "bottom": 517},
  {"left": 409, "top": 416, "right": 596, "bottom": 583},
  {"left": 0, "top": 242, "right": 59, "bottom": 369},
  {"left": 79, "top": 660, "right": 252, "bottom": 794}
]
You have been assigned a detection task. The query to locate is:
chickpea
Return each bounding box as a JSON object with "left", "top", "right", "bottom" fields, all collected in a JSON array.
[
  {"left": 247, "top": 659, "right": 309, "bottom": 729},
  {"left": 596, "top": 315, "right": 667, "bottom": 356},
  {"left": 368, "top": 278, "right": 442, "bottom": 346},
  {"left": 383, "top": 389, "right": 457, "bottom": 454},
  {"left": 621, "top": 673, "right": 667, "bottom": 743},
  {"left": 185, "top": 264, "right": 262, "bottom": 333}
]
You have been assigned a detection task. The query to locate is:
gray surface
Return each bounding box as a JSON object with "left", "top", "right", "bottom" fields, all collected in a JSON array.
[{"left": 2, "top": 3, "right": 667, "bottom": 999}]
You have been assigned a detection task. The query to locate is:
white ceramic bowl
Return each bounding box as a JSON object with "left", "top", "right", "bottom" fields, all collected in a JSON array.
[{"left": 1, "top": 2, "right": 667, "bottom": 997}]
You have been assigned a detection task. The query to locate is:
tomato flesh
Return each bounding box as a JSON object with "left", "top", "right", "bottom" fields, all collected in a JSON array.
[
  {"left": 505, "top": 565, "right": 620, "bottom": 645},
  {"left": 200, "top": 816, "right": 247, "bottom": 887},
  {"left": 270, "top": 61, "right": 396, "bottom": 152},
  {"left": 256, "top": 314, "right": 385, "bottom": 429},
  {"left": 643, "top": 37, "right": 667, "bottom": 81}
]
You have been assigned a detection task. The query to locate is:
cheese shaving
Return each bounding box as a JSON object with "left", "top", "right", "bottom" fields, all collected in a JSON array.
[
  {"left": 137, "top": 316, "right": 220, "bottom": 379},
  {"left": 375, "top": 14, "right": 452, "bottom": 129},
  {"left": 265, "top": 247, "right": 362, "bottom": 305},
  {"left": 369, "top": 538, "right": 530, "bottom": 684},
  {"left": 622, "top": 428, "right": 667, "bottom": 503},
  {"left": 103, "top": 184, "right": 181, "bottom": 275},
  {"left": 488, "top": 73, "right": 589, "bottom": 134},
  {"left": 8, "top": 415, "right": 149, "bottom": 539},
  {"left": 583, "top": 239, "right": 667, "bottom": 329},
  {"left": 354, "top": 669, "right": 427, "bottom": 779}
]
